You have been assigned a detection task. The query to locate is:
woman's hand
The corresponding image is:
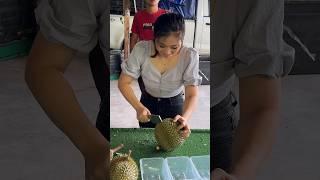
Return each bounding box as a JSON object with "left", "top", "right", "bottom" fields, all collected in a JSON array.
[
  {"left": 136, "top": 106, "right": 151, "bottom": 123},
  {"left": 173, "top": 115, "right": 191, "bottom": 138}
]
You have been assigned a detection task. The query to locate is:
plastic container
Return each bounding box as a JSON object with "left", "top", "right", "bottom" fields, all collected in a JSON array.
[
  {"left": 166, "top": 156, "right": 201, "bottom": 180},
  {"left": 140, "top": 157, "right": 173, "bottom": 180},
  {"left": 190, "top": 155, "right": 210, "bottom": 180}
]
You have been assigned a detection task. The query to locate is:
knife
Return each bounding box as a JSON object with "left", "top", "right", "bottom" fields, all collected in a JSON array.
[{"left": 148, "top": 114, "right": 162, "bottom": 124}]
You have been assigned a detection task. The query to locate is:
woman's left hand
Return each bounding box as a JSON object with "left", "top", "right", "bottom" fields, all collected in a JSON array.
[{"left": 173, "top": 115, "right": 191, "bottom": 138}]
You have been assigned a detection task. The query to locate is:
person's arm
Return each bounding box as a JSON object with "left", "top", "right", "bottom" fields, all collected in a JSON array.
[
  {"left": 173, "top": 85, "right": 198, "bottom": 138},
  {"left": 25, "top": 32, "right": 108, "bottom": 166},
  {"left": 230, "top": 75, "right": 281, "bottom": 179},
  {"left": 178, "top": 48, "right": 201, "bottom": 122},
  {"left": 130, "top": 33, "right": 139, "bottom": 52},
  {"left": 182, "top": 85, "right": 199, "bottom": 120},
  {"left": 118, "top": 73, "right": 150, "bottom": 122},
  {"left": 174, "top": 48, "right": 201, "bottom": 135}
]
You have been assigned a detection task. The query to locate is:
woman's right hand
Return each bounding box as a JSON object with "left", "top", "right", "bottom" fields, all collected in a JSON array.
[{"left": 136, "top": 106, "right": 151, "bottom": 123}]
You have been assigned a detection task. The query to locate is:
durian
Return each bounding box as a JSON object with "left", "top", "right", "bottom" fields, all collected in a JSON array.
[
  {"left": 154, "top": 118, "right": 186, "bottom": 151},
  {"left": 110, "top": 150, "right": 139, "bottom": 180}
]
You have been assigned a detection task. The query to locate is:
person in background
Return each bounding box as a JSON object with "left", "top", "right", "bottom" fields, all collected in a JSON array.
[
  {"left": 130, "top": 0, "right": 167, "bottom": 51},
  {"left": 211, "top": 0, "right": 294, "bottom": 179}
]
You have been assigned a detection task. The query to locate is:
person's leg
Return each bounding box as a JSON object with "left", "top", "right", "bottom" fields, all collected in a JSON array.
[
  {"left": 96, "top": 97, "right": 108, "bottom": 139},
  {"left": 211, "top": 93, "right": 237, "bottom": 172},
  {"left": 89, "top": 43, "right": 109, "bottom": 140}
]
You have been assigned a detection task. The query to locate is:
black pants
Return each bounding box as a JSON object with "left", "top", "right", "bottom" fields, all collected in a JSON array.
[
  {"left": 89, "top": 43, "right": 109, "bottom": 141},
  {"left": 211, "top": 93, "right": 237, "bottom": 172},
  {"left": 139, "top": 91, "right": 184, "bottom": 128}
]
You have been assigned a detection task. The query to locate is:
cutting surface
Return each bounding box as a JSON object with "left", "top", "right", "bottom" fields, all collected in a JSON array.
[{"left": 110, "top": 128, "right": 210, "bottom": 162}]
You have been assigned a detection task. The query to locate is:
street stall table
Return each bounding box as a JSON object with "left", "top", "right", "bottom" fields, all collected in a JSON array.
[{"left": 110, "top": 128, "right": 210, "bottom": 179}]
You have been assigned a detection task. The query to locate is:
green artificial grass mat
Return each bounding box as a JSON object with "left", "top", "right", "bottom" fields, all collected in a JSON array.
[
  {"left": 110, "top": 128, "right": 210, "bottom": 179},
  {"left": 110, "top": 128, "right": 210, "bottom": 161}
]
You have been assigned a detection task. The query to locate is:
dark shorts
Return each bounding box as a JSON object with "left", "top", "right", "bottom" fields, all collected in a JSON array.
[
  {"left": 95, "top": 97, "right": 108, "bottom": 140},
  {"left": 211, "top": 92, "right": 237, "bottom": 172},
  {"left": 139, "top": 91, "right": 184, "bottom": 128},
  {"left": 89, "top": 43, "right": 109, "bottom": 140}
]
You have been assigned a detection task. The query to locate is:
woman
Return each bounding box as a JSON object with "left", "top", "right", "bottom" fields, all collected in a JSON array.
[
  {"left": 118, "top": 13, "right": 202, "bottom": 138},
  {"left": 211, "top": 0, "right": 295, "bottom": 179},
  {"left": 25, "top": 0, "right": 109, "bottom": 179}
]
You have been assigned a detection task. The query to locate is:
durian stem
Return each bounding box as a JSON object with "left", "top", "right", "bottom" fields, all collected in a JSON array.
[{"left": 127, "top": 150, "right": 132, "bottom": 160}]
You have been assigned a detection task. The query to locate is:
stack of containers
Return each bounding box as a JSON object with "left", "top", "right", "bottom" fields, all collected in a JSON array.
[{"left": 140, "top": 155, "right": 210, "bottom": 180}]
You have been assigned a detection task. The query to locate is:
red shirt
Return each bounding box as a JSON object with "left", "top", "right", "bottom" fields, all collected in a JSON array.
[{"left": 131, "top": 8, "right": 167, "bottom": 41}]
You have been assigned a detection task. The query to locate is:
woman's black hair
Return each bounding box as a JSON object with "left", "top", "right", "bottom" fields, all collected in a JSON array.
[{"left": 151, "top": 13, "right": 185, "bottom": 58}]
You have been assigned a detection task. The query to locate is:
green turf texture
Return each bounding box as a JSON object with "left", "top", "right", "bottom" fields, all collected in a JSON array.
[
  {"left": 110, "top": 128, "right": 210, "bottom": 160},
  {"left": 110, "top": 128, "right": 210, "bottom": 180}
]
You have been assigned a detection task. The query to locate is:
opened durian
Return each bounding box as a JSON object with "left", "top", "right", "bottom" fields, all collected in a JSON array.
[
  {"left": 110, "top": 150, "right": 139, "bottom": 180},
  {"left": 154, "top": 118, "right": 186, "bottom": 151}
]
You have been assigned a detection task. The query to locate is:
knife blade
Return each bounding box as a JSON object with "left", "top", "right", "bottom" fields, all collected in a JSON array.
[{"left": 148, "top": 114, "right": 162, "bottom": 124}]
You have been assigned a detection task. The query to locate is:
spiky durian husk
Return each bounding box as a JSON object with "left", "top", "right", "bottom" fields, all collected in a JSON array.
[
  {"left": 110, "top": 152, "right": 139, "bottom": 180},
  {"left": 154, "top": 118, "right": 186, "bottom": 151}
]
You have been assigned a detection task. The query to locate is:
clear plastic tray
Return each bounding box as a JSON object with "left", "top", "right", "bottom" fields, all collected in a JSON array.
[
  {"left": 140, "top": 157, "right": 173, "bottom": 180},
  {"left": 166, "top": 156, "right": 201, "bottom": 180},
  {"left": 190, "top": 155, "right": 210, "bottom": 180}
]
